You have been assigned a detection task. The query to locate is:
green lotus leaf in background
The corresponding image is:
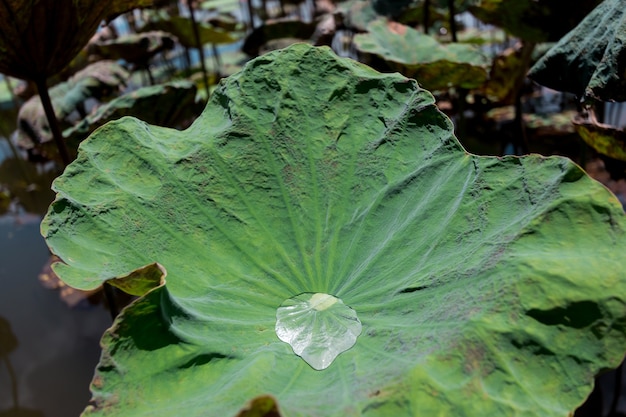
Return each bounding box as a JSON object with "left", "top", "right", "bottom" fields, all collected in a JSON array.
[
  {"left": 89, "top": 31, "right": 177, "bottom": 66},
  {"left": 573, "top": 112, "right": 626, "bottom": 161},
  {"left": 141, "top": 15, "right": 239, "bottom": 48},
  {"left": 354, "top": 19, "right": 489, "bottom": 90},
  {"left": 395, "top": 1, "right": 446, "bottom": 28},
  {"left": 63, "top": 80, "right": 202, "bottom": 148},
  {"left": 0, "top": 0, "right": 155, "bottom": 81},
  {"left": 242, "top": 19, "right": 317, "bottom": 57},
  {"left": 468, "top": 0, "right": 601, "bottom": 43},
  {"left": 483, "top": 43, "right": 532, "bottom": 103},
  {"left": 16, "top": 61, "right": 129, "bottom": 150},
  {"left": 528, "top": 0, "right": 626, "bottom": 102},
  {"left": 201, "top": 0, "right": 241, "bottom": 13},
  {"left": 42, "top": 44, "right": 626, "bottom": 416},
  {"left": 337, "top": 0, "right": 380, "bottom": 32}
]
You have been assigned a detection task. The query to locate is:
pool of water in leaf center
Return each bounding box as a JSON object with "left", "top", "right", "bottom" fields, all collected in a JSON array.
[{"left": 275, "top": 292, "right": 362, "bottom": 370}]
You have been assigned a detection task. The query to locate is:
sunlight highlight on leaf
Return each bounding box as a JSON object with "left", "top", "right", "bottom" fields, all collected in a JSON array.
[{"left": 276, "top": 292, "right": 362, "bottom": 370}]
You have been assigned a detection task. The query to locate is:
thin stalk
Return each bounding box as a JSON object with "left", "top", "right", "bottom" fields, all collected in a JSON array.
[
  {"left": 34, "top": 77, "right": 70, "bottom": 166},
  {"left": 512, "top": 41, "right": 537, "bottom": 155},
  {"left": 2, "top": 136, "right": 35, "bottom": 186},
  {"left": 278, "top": 0, "right": 286, "bottom": 17},
  {"left": 145, "top": 65, "right": 155, "bottom": 86},
  {"left": 103, "top": 282, "right": 119, "bottom": 320},
  {"left": 456, "top": 88, "right": 468, "bottom": 139},
  {"left": 211, "top": 43, "right": 222, "bottom": 79},
  {"left": 609, "top": 361, "right": 623, "bottom": 416},
  {"left": 184, "top": 46, "right": 192, "bottom": 70},
  {"left": 246, "top": 0, "right": 255, "bottom": 30},
  {"left": 513, "top": 89, "right": 528, "bottom": 154},
  {"left": 423, "top": 0, "right": 430, "bottom": 34},
  {"left": 2, "top": 356, "right": 19, "bottom": 409},
  {"left": 188, "top": 2, "right": 210, "bottom": 98},
  {"left": 125, "top": 12, "right": 138, "bottom": 33},
  {"left": 448, "top": 0, "right": 457, "bottom": 42}
]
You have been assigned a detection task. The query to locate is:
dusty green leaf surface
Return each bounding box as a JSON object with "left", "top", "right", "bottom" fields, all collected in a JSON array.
[
  {"left": 353, "top": 19, "right": 489, "bottom": 90},
  {"left": 528, "top": 0, "right": 626, "bottom": 102},
  {"left": 42, "top": 45, "right": 626, "bottom": 417}
]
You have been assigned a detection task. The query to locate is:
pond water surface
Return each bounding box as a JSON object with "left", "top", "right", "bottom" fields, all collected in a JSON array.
[{"left": 0, "top": 110, "right": 111, "bottom": 417}]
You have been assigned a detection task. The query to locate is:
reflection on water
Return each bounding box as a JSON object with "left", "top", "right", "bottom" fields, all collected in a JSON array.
[
  {"left": 0, "top": 107, "right": 111, "bottom": 416},
  {"left": 0, "top": 316, "right": 44, "bottom": 417},
  {"left": 0, "top": 215, "right": 112, "bottom": 417}
]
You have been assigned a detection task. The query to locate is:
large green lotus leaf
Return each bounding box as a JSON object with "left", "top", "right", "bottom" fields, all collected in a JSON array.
[
  {"left": 468, "top": 0, "right": 601, "bottom": 42},
  {"left": 528, "top": 0, "right": 626, "bottom": 102},
  {"left": 354, "top": 19, "right": 489, "bottom": 90},
  {"left": 0, "top": 0, "right": 155, "bottom": 80},
  {"left": 573, "top": 112, "right": 626, "bottom": 161},
  {"left": 42, "top": 44, "right": 626, "bottom": 416}
]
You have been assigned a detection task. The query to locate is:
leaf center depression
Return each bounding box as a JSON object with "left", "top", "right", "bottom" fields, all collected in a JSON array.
[{"left": 275, "top": 292, "right": 362, "bottom": 370}]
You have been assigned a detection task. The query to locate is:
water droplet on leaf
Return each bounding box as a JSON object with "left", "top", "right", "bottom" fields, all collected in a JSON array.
[{"left": 275, "top": 292, "right": 361, "bottom": 370}]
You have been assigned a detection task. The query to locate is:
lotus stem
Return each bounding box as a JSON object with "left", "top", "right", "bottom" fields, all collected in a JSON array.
[
  {"left": 2, "top": 135, "right": 35, "bottom": 185},
  {"left": 423, "top": 0, "right": 430, "bottom": 34},
  {"left": 448, "top": 0, "right": 457, "bottom": 42},
  {"left": 512, "top": 41, "right": 537, "bottom": 154},
  {"left": 103, "top": 282, "right": 119, "bottom": 320},
  {"left": 188, "top": 1, "right": 210, "bottom": 98},
  {"left": 609, "top": 361, "right": 623, "bottom": 415},
  {"left": 211, "top": 43, "right": 221, "bottom": 79},
  {"left": 125, "top": 12, "right": 138, "bottom": 33},
  {"left": 145, "top": 64, "right": 155, "bottom": 86},
  {"left": 246, "top": 0, "right": 255, "bottom": 30},
  {"left": 184, "top": 46, "right": 192, "bottom": 70},
  {"left": 2, "top": 356, "right": 19, "bottom": 409},
  {"left": 34, "top": 77, "right": 71, "bottom": 166}
]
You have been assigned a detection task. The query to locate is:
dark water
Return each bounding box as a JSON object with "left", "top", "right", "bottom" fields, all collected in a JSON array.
[{"left": 0, "top": 108, "right": 111, "bottom": 417}]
